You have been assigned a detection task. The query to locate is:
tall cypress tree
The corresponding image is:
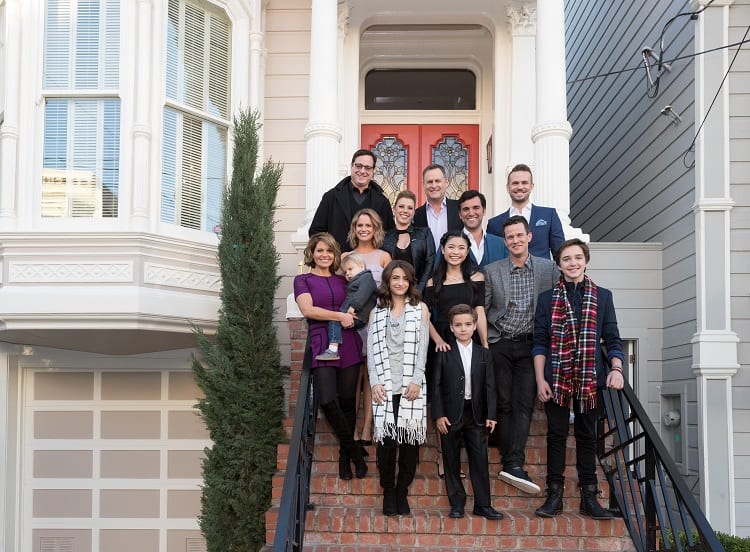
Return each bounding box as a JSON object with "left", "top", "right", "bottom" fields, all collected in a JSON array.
[{"left": 192, "top": 109, "right": 284, "bottom": 551}]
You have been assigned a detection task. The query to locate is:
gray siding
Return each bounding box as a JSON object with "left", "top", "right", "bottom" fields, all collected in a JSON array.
[
  {"left": 729, "top": 0, "right": 750, "bottom": 538},
  {"left": 565, "top": 0, "right": 699, "bottom": 480}
]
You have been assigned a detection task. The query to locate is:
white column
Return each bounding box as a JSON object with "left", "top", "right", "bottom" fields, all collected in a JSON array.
[
  {"left": 531, "top": 0, "right": 585, "bottom": 240},
  {"left": 507, "top": 6, "right": 536, "bottom": 170},
  {"left": 290, "top": 0, "right": 342, "bottom": 252},
  {"left": 130, "top": 0, "right": 154, "bottom": 231},
  {"left": 691, "top": 0, "right": 738, "bottom": 534},
  {"left": 0, "top": 0, "right": 21, "bottom": 230}
]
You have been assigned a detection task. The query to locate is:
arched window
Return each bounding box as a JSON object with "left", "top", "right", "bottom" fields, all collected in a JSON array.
[{"left": 161, "top": 0, "right": 230, "bottom": 232}]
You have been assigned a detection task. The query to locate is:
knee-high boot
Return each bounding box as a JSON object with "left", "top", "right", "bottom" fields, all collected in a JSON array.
[{"left": 321, "top": 400, "right": 367, "bottom": 479}]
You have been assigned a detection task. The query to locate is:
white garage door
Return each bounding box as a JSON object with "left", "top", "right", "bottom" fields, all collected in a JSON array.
[{"left": 23, "top": 369, "right": 210, "bottom": 552}]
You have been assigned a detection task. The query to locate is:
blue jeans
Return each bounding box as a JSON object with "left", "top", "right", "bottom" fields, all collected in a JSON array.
[{"left": 327, "top": 320, "right": 343, "bottom": 346}]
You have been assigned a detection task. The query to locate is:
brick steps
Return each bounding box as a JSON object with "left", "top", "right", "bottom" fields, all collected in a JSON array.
[
  {"left": 303, "top": 505, "right": 633, "bottom": 550},
  {"left": 268, "top": 323, "right": 634, "bottom": 550}
]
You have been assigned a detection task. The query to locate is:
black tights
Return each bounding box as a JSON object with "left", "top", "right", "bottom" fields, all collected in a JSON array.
[
  {"left": 314, "top": 364, "right": 361, "bottom": 449},
  {"left": 313, "top": 364, "right": 360, "bottom": 406}
]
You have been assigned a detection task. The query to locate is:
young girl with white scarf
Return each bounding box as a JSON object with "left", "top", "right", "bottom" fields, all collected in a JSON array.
[{"left": 368, "top": 260, "right": 429, "bottom": 516}]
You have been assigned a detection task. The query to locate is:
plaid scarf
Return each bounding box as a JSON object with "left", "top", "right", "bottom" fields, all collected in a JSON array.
[
  {"left": 549, "top": 275, "right": 599, "bottom": 412},
  {"left": 370, "top": 304, "right": 426, "bottom": 445}
]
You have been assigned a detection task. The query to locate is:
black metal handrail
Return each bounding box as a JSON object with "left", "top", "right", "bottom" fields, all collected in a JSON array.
[
  {"left": 597, "top": 380, "right": 724, "bottom": 552},
  {"left": 273, "top": 345, "right": 318, "bottom": 552}
]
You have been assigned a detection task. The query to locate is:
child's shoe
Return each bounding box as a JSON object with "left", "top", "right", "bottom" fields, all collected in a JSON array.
[{"left": 316, "top": 348, "right": 340, "bottom": 361}]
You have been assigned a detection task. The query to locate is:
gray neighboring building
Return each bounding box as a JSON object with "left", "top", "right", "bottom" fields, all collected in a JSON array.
[{"left": 565, "top": 0, "right": 749, "bottom": 537}]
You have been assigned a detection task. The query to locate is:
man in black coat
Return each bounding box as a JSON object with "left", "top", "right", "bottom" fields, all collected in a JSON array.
[
  {"left": 309, "top": 149, "right": 395, "bottom": 252},
  {"left": 413, "top": 164, "right": 462, "bottom": 250}
]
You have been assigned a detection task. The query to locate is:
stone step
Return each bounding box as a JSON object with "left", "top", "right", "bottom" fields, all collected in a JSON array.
[{"left": 301, "top": 505, "right": 635, "bottom": 551}]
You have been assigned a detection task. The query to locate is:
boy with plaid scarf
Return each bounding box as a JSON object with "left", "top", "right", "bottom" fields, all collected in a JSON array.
[{"left": 532, "top": 239, "right": 625, "bottom": 519}]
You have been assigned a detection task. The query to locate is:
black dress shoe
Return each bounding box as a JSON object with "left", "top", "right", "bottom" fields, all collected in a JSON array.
[
  {"left": 449, "top": 506, "right": 465, "bottom": 518},
  {"left": 472, "top": 506, "right": 504, "bottom": 520}
]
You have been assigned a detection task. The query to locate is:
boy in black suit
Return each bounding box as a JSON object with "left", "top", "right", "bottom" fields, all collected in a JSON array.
[{"left": 432, "top": 304, "right": 503, "bottom": 520}]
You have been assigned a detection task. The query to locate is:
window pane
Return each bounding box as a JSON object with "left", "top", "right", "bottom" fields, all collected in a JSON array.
[
  {"left": 44, "top": 0, "right": 120, "bottom": 90},
  {"left": 161, "top": 108, "right": 227, "bottom": 232},
  {"left": 364, "top": 69, "right": 476, "bottom": 110},
  {"left": 42, "top": 99, "right": 120, "bottom": 218},
  {"left": 165, "top": 0, "right": 230, "bottom": 117},
  {"left": 162, "top": 0, "right": 230, "bottom": 232}
]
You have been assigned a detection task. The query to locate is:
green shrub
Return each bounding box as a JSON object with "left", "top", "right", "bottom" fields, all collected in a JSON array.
[{"left": 192, "top": 109, "right": 285, "bottom": 552}]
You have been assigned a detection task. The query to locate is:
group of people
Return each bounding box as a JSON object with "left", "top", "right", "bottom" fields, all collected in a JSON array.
[{"left": 294, "top": 149, "right": 625, "bottom": 521}]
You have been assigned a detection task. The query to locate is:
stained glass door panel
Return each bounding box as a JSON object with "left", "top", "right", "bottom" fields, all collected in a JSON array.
[{"left": 361, "top": 124, "right": 479, "bottom": 206}]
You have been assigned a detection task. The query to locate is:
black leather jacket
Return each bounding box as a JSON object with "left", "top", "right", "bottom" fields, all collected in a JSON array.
[{"left": 382, "top": 225, "right": 436, "bottom": 293}]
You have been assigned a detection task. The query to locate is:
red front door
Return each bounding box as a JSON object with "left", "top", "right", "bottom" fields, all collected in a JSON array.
[{"left": 361, "top": 124, "right": 480, "bottom": 206}]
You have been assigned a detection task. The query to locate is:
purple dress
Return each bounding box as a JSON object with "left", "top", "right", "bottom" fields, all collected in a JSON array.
[{"left": 293, "top": 272, "right": 364, "bottom": 369}]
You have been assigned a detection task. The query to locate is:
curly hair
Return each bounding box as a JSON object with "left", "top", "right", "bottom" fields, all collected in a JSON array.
[
  {"left": 347, "top": 208, "right": 385, "bottom": 249},
  {"left": 303, "top": 232, "right": 342, "bottom": 273},
  {"left": 377, "top": 260, "right": 421, "bottom": 308}
]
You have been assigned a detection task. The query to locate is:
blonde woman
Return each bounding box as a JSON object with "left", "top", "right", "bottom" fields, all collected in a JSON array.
[{"left": 343, "top": 209, "right": 392, "bottom": 447}]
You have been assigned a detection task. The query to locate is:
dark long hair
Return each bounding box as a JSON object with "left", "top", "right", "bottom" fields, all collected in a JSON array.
[
  {"left": 430, "top": 230, "right": 480, "bottom": 306},
  {"left": 377, "top": 260, "right": 421, "bottom": 308}
]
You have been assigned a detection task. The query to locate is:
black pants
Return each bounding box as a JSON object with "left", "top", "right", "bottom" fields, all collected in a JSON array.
[
  {"left": 544, "top": 397, "right": 598, "bottom": 487},
  {"left": 377, "top": 394, "right": 419, "bottom": 492},
  {"left": 490, "top": 339, "right": 536, "bottom": 469},
  {"left": 440, "top": 399, "right": 492, "bottom": 510}
]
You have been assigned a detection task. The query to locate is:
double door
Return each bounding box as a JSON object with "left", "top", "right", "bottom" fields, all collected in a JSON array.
[{"left": 361, "top": 124, "right": 479, "bottom": 206}]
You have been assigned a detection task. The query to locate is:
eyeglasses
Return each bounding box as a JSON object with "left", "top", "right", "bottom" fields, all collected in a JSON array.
[{"left": 353, "top": 163, "right": 374, "bottom": 172}]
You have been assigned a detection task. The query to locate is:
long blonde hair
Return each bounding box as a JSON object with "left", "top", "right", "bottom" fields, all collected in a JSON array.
[{"left": 347, "top": 209, "right": 385, "bottom": 249}]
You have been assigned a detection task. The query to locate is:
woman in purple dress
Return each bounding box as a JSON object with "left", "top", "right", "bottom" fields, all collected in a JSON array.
[{"left": 294, "top": 233, "right": 368, "bottom": 480}]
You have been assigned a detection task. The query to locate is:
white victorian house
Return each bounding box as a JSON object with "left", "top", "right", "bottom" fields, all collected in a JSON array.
[{"left": 0, "top": 0, "right": 744, "bottom": 551}]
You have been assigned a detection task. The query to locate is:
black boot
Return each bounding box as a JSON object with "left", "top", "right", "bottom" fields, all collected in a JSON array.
[
  {"left": 321, "top": 401, "right": 367, "bottom": 480},
  {"left": 580, "top": 484, "right": 613, "bottom": 520},
  {"left": 383, "top": 487, "right": 398, "bottom": 516},
  {"left": 338, "top": 447, "right": 352, "bottom": 480},
  {"left": 535, "top": 482, "right": 564, "bottom": 517},
  {"left": 396, "top": 486, "right": 410, "bottom": 515}
]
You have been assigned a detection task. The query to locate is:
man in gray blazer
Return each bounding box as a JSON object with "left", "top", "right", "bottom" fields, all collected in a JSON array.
[{"left": 484, "top": 215, "right": 558, "bottom": 495}]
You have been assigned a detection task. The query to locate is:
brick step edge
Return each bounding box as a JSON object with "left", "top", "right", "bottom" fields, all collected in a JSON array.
[
  {"left": 302, "top": 505, "right": 630, "bottom": 538},
  {"left": 302, "top": 536, "right": 636, "bottom": 552}
]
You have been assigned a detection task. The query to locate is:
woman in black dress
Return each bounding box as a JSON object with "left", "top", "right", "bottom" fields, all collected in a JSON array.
[{"left": 423, "top": 230, "right": 488, "bottom": 477}]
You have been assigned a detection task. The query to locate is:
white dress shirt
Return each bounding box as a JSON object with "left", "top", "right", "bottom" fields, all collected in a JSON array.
[{"left": 456, "top": 340, "right": 473, "bottom": 399}]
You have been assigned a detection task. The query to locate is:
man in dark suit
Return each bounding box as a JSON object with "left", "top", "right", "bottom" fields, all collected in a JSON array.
[
  {"left": 486, "top": 163, "right": 565, "bottom": 259},
  {"left": 413, "top": 164, "right": 462, "bottom": 250},
  {"left": 432, "top": 304, "right": 503, "bottom": 520},
  {"left": 309, "top": 149, "right": 395, "bottom": 252},
  {"left": 457, "top": 190, "right": 505, "bottom": 268},
  {"left": 484, "top": 215, "right": 557, "bottom": 495}
]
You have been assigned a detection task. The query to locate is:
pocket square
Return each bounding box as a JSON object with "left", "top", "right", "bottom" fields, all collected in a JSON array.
[{"left": 535, "top": 219, "right": 548, "bottom": 226}]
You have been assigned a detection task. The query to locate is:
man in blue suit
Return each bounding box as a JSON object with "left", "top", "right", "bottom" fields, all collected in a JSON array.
[
  {"left": 457, "top": 190, "right": 505, "bottom": 268},
  {"left": 486, "top": 163, "right": 564, "bottom": 259}
]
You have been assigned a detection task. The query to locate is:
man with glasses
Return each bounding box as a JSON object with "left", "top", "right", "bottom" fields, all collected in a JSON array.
[{"left": 310, "top": 149, "right": 395, "bottom": 252}]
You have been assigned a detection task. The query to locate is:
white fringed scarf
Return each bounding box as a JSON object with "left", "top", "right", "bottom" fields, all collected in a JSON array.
[{"left": 370, "top": 303, "right": 426, "bottom": 445}]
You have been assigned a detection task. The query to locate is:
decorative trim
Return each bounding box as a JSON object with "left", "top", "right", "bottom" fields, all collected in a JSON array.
[
  {"left": 531, "top": 120, "right": 573, "bottom": 142},
  {"left": 144, "top": 263, "right": 221, "bottom": 292},
  {"left": 303, "top": 122, "right": 343, "bottom": 141},
  {"left": 692, "top": 197, "right": 735, "bottom": 212},
  {"left": 338, "top": 1, "right": 350, "bottom": 36},
  {"left": 507, "top": 5, "right": 536, "bottom": 36},
  {"left": 8, "top": 262, "right": 133, "bottom": 283}
]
